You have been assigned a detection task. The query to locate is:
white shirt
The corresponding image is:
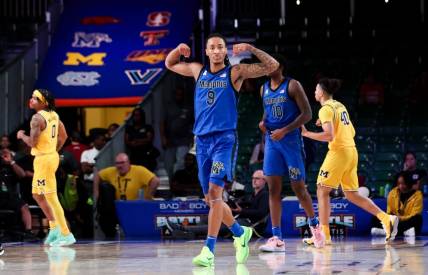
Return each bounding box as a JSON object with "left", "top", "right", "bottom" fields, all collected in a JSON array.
[{"left": 80, "top": 147, "right": 99, "bottom": 181}]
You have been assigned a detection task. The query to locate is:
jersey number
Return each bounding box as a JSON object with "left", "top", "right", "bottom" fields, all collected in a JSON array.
[
  {"left": 51, "top": 124, "right": 56, "bottom": 138},
  {"left": 340, "top": 111, "right": 350, "bottom": 125},
  {"left": 207, "top": 90, "right": 215, "bottom": 105},
  {"left": 272, "top": 105, "right": 283, "bottom": 119}
]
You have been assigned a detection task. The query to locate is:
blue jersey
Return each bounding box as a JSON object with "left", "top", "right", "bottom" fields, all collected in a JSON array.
[
  {"left": 193, "top": 65, "right": 238, "bottom": 136},
  {"left": 262, "top": 77, "right": 300, "bottom": 136}
]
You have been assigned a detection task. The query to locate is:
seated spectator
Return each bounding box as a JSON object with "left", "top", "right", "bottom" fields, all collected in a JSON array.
[
  {"left": 0, "top": 135, "right": 15, "bottom": 157},
  {"left": 399, "top": 151, "right": 427, "bottom": 191},
  {"left": 64, "top": 131, "right": 89, "bottom": 166},
  {"left": 81, "top": 133, "right": 106, "bottom": 185},
  {"left": 106, "top": 123, "right": 120, "bottom": 140},
  {"left": 371, "top": 171, "right": 423, "bottom": 237},
  {"left": 231, "top": 170, "right": 269, "bottom": 233},
  {"left": 93, "top": 153, "right": 160, "bottom": 237},
  {"left": 160, "top": 86, "right": 193, "bottom": 180},
  {"left": 125, "top": 108, "right": 159, "bottom": 171},
  {"left": 249, "top": 134, "right": 265, "bottom": 166},
  {"left": 0, "top": 149, "right": 36, "bottom": 240},
  {"left": 359, "top": 72, "right": 385, "bottom": 105},
  {"left": 170, "top": 153, "right": 202, "bottom": 197}
]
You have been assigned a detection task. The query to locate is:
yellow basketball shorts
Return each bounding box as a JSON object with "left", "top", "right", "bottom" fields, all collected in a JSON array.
[
  {"left": 317, "top": 147, "right": 359, "bottom": 191},
  {"left": 32, "top": 152, "right": 59, "bottom": 195}
]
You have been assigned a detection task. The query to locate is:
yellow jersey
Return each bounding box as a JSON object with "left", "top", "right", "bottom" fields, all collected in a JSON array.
[
  {"left": 31, "top": 110, "right": 59, "bottom": 156},
  {"left": 318, "top": 99, "right": 355, "bottom": 150},
  {"left": 98, "top": 165, "right": 155, "bottom": 200}
]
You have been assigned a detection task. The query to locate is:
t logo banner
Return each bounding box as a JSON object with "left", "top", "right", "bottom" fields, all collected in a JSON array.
[
  {"left": 125, "top": 68, "right": 162, "bottom": 85},
  {"left": 146, "top": 11, "right": 171, "bottom": 27},
  {"left": 139, "top": 30, "right": 168, "bottom": 46},
  {"left": 63, "top": 52, "right": 107, "bottom": 66}
]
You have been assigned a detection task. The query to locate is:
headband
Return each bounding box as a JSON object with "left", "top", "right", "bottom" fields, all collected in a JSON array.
[{"left": 33, "top": 90, "right": 47, "bottom": 105}]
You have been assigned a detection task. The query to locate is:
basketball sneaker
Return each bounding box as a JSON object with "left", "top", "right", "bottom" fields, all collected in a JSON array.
[
  {"left": 236, "top": 263, "right": 250, "bottom": 275},
  {"left": 303, "top": 235, "right": 332, "bottom": 247},
  {"left": 233, "top": 226, "right": 252, "bottom": 264},
  {"left": 259, "top": 236, "right": 285, "bottom": 252},
  {"left": 381, "top": 215, "right": 399, "bottom": 242},
  {"left": 44, "top": 227, "right": 60, "bottom": 245},
  {"left": 50, "top": 233, "right": 76, "bottom": 247},
  {"left": 0, "top": 244, "right": 4, "bottom": 256},
  {"left": 192, "top": 246, "right": 214, "bottom": 267}
]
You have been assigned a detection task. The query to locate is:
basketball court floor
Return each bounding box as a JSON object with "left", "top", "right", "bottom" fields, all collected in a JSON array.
[{"left": 0, "top": 237, "right": 427, "bottom": 274}]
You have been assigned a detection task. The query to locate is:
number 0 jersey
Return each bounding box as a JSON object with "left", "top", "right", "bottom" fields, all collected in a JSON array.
[
  {"left": 31, "top": 110, "right": 59, "bottom": 156},
  {"left": 262, "top": 77, "right": 300, "bottom": 137},
  {"left": 193, "top": 65, "right": 238, "bottom": 136},
  {"left": 318, "top": 99, "right": 355, "bottom": 150}
]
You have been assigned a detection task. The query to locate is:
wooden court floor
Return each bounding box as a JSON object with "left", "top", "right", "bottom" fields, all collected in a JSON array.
[{"left": 0, "top": 237, "right": 427, "bottom": 274}]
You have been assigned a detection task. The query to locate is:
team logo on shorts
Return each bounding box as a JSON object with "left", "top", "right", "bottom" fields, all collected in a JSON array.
[
  {"left": 37, "top": 179, "right": 46, "bottom": 186},
  {"left": 211, "top": 161, "right": 225, "bottom": 175},
  {"left": 288, "top": 167, "right": 301, "bottom": 180},
  {"left": 319, "top": 170, "right": 329, "bottom": 178}
]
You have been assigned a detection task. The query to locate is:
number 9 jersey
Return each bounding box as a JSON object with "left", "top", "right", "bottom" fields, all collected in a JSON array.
[
  {"left": 31, "top": 110, "right": 59, "bottom": 156},
  {"left": 318, "top": 99, "right": 355, "bottom": 150}
]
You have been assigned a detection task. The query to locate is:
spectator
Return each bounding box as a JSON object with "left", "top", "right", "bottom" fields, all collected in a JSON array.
[
  {"left": 170, "top": 153, "right": 202, "bottom": 197},
  {"left": 80, "top": 134, "right": 106, "bottom": 184},
  {"left": 249, "top": 134, "right": 265, "bottom": 166},
  {"left": 359, "top": 72, "right": 385, "bottom": 105},
  {"left": 0, "top": 149, "right": 36, "bottom": 240},
  {"left": 0, "top": 135, "right": 15, "bottom": 156},
  {"left": 231, "top": 169, "right": 269, "bottom": 228},
  {"left": 13, "top": 141, "right": 35, "bottom": 205},
  {"left": 160, "top": 86, "right": 194, "bottom": 180},
  {"left": 371, "top": 171, "right": 423, "bottom": 237},
  {"left": 106, "top": 123, "right": 120, "bottom": 140},
  {"left": 93, "top": 153, "right": 160, "bottom": 237},
  {"left": 399, "top": 151, "right": 427, "bottom": 191},
  {"left": 125, "top": 108, "right": 159, "bottom": 171},
  {"left": 64, "top": 131, "right": 89, "bottom": 166}
]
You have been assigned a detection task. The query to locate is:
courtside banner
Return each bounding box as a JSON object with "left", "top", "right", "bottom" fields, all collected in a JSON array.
[{"left": 36, "top": 0, "right": 199, "bottom": 106}]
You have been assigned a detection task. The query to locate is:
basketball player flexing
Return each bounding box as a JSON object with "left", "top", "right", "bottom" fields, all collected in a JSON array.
[{"left": 165, "top": 33, "right": 279, "bottom": 266}]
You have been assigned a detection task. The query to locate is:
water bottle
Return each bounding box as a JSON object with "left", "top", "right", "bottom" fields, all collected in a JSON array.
[{"left": 384, "top": 183, "right": 391, "bottom": 198}]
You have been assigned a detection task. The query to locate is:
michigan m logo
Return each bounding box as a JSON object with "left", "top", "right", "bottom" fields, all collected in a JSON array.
[
  {"left": 37, "top": 179, "right": 46, "bottom": 186},
  {"left": 63, "top": 52, "right": 106, "bottom": 66},
  {"left": 319, "top": 170, "right": 329, "bottom": 178}
]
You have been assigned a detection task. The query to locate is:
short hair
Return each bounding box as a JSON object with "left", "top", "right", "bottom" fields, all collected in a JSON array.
[
  {"left": 206, "top": 33, "right": 230, "bottom": 66},
  {"left": 318, "top": 78, "right": 343, "bottom": 95}
]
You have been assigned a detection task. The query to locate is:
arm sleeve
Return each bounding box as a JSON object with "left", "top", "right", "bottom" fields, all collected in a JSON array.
[{"left": 318, "top": 105, "right": 334, "bottom": 124}]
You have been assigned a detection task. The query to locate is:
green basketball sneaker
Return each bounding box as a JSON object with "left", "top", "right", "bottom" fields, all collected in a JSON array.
[
  {"left": 192, "top": 246, "right": 214, "bottom": 267},
  {"left": 50, "top": 233, "right": 76, "bottom": 247},
  {"left": 233, "top": 226, "right": 253, "bottom": 264}
]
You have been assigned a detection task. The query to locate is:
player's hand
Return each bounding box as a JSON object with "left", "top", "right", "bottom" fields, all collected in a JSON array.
[
  {"left": 177, "top": 43, "right": 191, "bottom": 58},
  {"left": 270, "top": 128, "right": 287, "bottom": 141},
  {"left": 258, "top": 120, "right": 266, "bottom": 134},
  {"left": 232, "top": 43, "right": 253, "bottom": 56},
  {"left": 17, "top": 130, "right": 25, "bottom": 139},
  {"left": 315, "top": 119, "right": 321, "bottom": 127},
  {"left": 301, "top": 125, "right": 308, "bottom": 137}
]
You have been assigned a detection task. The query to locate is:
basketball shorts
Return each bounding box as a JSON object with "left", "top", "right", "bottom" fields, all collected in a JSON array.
[
  {"left": 32, "top": 152, "right": 59, "bottom": 195},
  {"left": 263, "top": 132, "right": 306, "bottom": 181},
  {"left": 196, "top": 130, "right": 237, "bottom": 195},
  {"left": 317, "top": 147, "right": 358, "bottom": 191}
]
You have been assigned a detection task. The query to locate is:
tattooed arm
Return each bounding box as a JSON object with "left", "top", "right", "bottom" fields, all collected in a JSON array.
[
  {"left": 231, "top": 43, "right": 279, "bottom": 91},
  {"left": 57, "top": 120, "right": 68, "bottom": 151},
  {"left": 17, "top": 114, "right": 45, "bottom": 148}
]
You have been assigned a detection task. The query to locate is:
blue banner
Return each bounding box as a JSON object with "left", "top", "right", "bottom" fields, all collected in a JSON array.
[{"left": 37, "top": 0, "right": 200, "bottom": 106}]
